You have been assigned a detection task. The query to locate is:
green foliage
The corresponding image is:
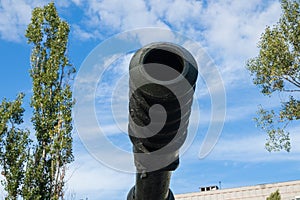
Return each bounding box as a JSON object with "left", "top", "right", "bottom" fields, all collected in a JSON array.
[
  {"left": 0, "top": 94, "right": 30, "bottom": 199},
  {"left": 24, "top": 2, "right": 75, "bottom": 199},
  {"left": 255, "top": 107, "right": 291, "bottom": 152},
  {"left": 247, "top": 0, "right": 300, "bottom": 152},
  {"left": 0, "top": 2, "right": 75, "bottom": 199},
  {"left": 267, "top": 190, "right": 281, "bottom": 200}
]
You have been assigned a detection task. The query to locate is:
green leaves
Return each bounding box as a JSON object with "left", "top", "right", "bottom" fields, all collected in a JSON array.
[
  {"left": 247, "top": 0, "right": 300, "bottom": 94},
  {"left": 281, "top": 96, "right": 300, "bottom": 120},
  {"left": 25, "top": 2, "right": 75, "bottom": 199},
  {"left": 0, "top": 94, "right": 30, "bottom": 199},
  {"left": 247, "top": 0, "right": 300, "bottom": 152},
  {"left": 254, "top": 106, "right": 291, "bottom": 152},
  {"left": 0, "top": 93, "right": 25, "bottom": 127},
  {"left": 0, "top": 2, "right": 75, "bottom": 199},
  {"left": 267, "top": 190, "right": 281, "bottom": 200}
]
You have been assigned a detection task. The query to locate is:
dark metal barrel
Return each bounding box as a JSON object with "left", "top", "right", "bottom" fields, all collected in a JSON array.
[{"left": 127, "top": 42, "right": 198, "bottom": 200}]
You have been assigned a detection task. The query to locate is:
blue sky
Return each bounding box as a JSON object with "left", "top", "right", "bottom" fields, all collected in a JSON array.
[{"left": 1, "top": 0, "right": 300, "bottom": 199}]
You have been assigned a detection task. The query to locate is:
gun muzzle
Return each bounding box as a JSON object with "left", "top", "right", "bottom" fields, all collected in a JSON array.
[{"left": 127, "top": 42, "right": 198, "bottom": 200}]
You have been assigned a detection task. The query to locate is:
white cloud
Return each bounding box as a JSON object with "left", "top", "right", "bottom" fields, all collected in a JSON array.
[
  {"left": 55, "top": 0, "right": 72, "bottom": 8},
  {"left": 1, "top": 0, "right": 282, "bottom": 78},
  {"left": 66, "top": 149, "right": 133, "bottom": 199},
  {"left": 73, "top": 24, "right": 97, "bottom": 40},
  {"left": 71, "top": 0, "right": 82, "bottom": 6},
  {"left": 2, "top": 0, "right": 283, "bottom": 92},
  {"left": 149, "top": 0, "right": 203, "bottom": 29},
  {"left": 199, "top": 0, "right": 281, "bottom": 87},
  {"left": 71, "top": 0, "right": 281, "bottom": 89},
  {"left": 73, "top": 0, "right": 281, "bottom": 58},
  {"left": 0, "top": 0, "right": 49, "bottom": 42},
  {"left": 201, "top": 0, "right": 281, "bottom": 57},
  {"left": 204, "top": 125, "right": 300, "bottom": 162},
  {"left": 0, "top": 1, "right": 31, "bottom": 41},
  {"left": 77, "top": 0, "right": 167, "bottom": 35},
  {"left": 180, "top": 118, "right": 300, "bottom": 164},
  {"left": 225, "top": 95, "right": 282, "bottom": 122}
]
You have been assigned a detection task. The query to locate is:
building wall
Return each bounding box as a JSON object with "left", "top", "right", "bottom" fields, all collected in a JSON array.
[{"left": 175, "top": 180, "right": 300, "bottom": 200}]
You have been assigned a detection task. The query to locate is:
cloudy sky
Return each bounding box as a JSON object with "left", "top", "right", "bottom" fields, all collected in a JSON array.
[{"left": 1, "top": 0, "right": 300, "bottom": 199}]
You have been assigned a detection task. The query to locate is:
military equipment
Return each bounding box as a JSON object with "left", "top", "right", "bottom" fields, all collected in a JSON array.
[{"left": 127, "top": 42, "right": 198, "bottom": 200}]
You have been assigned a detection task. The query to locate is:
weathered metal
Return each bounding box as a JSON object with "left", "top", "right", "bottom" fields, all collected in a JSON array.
[{"left": 127, "top": 42, "right": 198, "bottom": 200}]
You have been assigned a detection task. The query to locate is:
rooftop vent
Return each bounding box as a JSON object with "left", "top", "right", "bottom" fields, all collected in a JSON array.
[{"left": 199, "top": 185, "right": 219, "bottom": 192}]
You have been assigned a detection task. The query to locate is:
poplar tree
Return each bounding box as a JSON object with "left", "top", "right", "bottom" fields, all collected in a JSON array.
[
  {"left": 0, "top": 2, "right": 75, "bottom": 199},
  {"left": 23, "top": 2, "right": 75, "bottom": 199}
]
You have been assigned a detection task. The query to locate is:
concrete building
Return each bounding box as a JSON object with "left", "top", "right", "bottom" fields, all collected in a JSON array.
[{"left": 175, "top": 180, "right": 300, "bottom": 200}]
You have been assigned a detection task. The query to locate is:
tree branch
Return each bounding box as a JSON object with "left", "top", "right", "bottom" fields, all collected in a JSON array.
[
  {"left": 283, "top": 76, "right": 300, "bottom": 88},
  {"left": 59, "top": 66, "right": 64, "bottom": 88},
  {"left": 291, "top": 77, "right": 300, "bottom": 86},
  {"left": 283, "top": 89, "right": 300, "bottom": 92}
]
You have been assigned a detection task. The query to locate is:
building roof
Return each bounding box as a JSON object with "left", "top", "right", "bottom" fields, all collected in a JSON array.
[{"left": 175, "top": 180, "right": 300, "bottom": 200}]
